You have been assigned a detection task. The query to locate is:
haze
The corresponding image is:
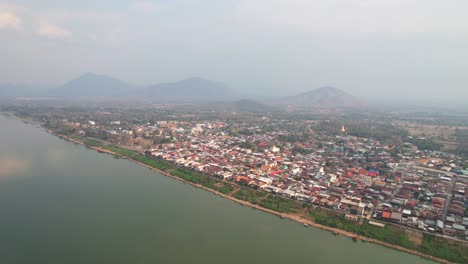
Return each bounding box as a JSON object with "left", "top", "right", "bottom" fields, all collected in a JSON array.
[{"left": 1, "top": 0, "right": 468, "bottom": 102}]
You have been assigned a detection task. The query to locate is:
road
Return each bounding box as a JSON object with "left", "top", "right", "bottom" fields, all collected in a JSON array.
[{"left": 442, "top": 176, "right": 457, "bottom": 222}]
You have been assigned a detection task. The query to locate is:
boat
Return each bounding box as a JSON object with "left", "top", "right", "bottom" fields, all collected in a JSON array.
[{"left": 304, "top": 223, "right": 309, "bottom": 227}]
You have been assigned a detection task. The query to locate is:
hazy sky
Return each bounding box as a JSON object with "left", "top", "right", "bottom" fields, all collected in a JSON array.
[{"left": 1, "top": 0, "right": 468, "bottom": 101}]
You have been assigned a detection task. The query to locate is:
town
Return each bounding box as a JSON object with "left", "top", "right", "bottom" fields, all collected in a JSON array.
[{"left": 9, "top": 104, "right": 467, "bottom": 243}]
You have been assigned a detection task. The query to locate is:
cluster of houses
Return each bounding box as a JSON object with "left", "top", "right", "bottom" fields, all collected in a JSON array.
[
  {"left": 140, "top": 120, "right": 468, "bottom": 240},
  {"left": 56, "top": 114, "right": 468, "bottom": 240}
]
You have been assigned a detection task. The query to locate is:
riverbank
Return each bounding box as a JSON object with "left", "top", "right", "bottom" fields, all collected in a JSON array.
[{"left": 44, "top": 131, "right": 455, "bottom": 264}]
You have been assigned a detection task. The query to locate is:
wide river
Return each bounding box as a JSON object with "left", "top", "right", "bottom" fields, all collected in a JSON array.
[{"left": 0, "top": 115, "right": 435, "bottom": 264}]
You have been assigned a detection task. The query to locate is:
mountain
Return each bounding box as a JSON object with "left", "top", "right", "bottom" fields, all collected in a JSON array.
[
  {"left": 50, "top": 73, "right": 137, "bottom": 98},
  {"left": 137, "top": 77, "right": 237, "bottom": 102},
  {"left": 203, "top": 99, "right": 282, "bottom": 113},
  {"left": 280, "top": 86, "right": 364, "bottom": 109}
]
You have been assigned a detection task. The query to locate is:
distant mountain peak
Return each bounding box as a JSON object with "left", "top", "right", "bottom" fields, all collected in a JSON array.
[
  {"left": 140, "top": 77, "right": 235, "bottom": 102},
  {"left": 74, "top": 72, "right": 116, "bottom": 81},
  {"left": 281, "top": 86, "right": 364, "bottom": 109},
  {"left": 50, "top": 73, "right": 136, "bottom": 98},
  {"left": 81, "top": 72, "right": 98, "bottom": 77},
  {"left": 181, "top": 77, "right": 206, "bottom": 82},
  {"left": 303, "top": 86, "right": 346, "bottom": 95}
]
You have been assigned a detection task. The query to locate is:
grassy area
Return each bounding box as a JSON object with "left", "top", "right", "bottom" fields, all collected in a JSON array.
[
  {"left": 82, "top": 138, "right": 104, "bottom": 147},
  {"left": 260, "top": 194, "right": 304, "bottom": 213},
  {"left": 67, "top": 136, "right": 104, "bottom": 147},
  {"left": 310, "top": 208, "right": 468, "bottom": 263},
  {"left": 233, "top": 187, "right": 267, "bottom": 204},
  {"left": 310, "top": 209, "right": 415, "bottom": 248},
  {"left": 171, "top": 168, "right": 219, "bottom": 189},
  {"left": 421, "top": 234, "right": 468, "bottom": 263},
  {"left": 214, "top": 182, "right": 236, "bottom": 195},
  {"left": 104, "top": 146, "right": 173, "bottom": 172}
]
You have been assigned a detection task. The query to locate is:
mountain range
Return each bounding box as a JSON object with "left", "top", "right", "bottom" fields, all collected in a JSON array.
[
  {"left": 137, "top": 77, "right": 238, "bottom": 102},
  {"left": 1, "top": 73, "right": 364, "bottom": 109}
]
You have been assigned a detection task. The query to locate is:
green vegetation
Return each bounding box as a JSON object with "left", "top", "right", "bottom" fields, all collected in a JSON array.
[
  {"left": 171, "top": 169, "right": 218, "bottom": 189},
  {"left": 233, "top": 187, "right": 267, "bottom": 204},
  {"left": 103, "top": 146, "right": 173, "bottom": 171},
  {"left": 291, "top": 146, "right": 314, "bottom": 155},
  {"left": 153, "top": 137, "right": 172, "bottom": 144},
  {"left": 310, "top": 209, "right": 415, "bottom": 249},
  {"left": 310, "top": 209, "right": 468, "bottom": 263},
  {"left": 314, "top": 120, "right": 410, "bottom": 145},
  {"left": 214, "top": 182, "right": 236, "bottom": 195},
  {"left": 406, "top": 137, "right": 442, "bottom": 151},
  {"left": 81, "top": 138, "right": 104, "bottom": 147},
  {"left": 235, "top": 141, "right": 257, "bottom": 150},
  {"left": 421, "top": 234, "right": 468, "bottom": 263},
  {"left": 278, "top": 133, "right": 312, "bottom": 143},
  {"left": 454, "top": 129, "right": 468, "bottom": 158},
  {"left": 85, "top": 129, "right": 109, "bottom": 140},
  {"left": 260, "top": 195, "right": 303, "bottom": 213}
]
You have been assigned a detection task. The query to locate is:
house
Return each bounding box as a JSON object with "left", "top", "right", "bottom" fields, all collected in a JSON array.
[
  {"left": 391, "top": 212, "right": 403, "bottom": 222},
  {"left": 382, "top": 211, "right": 392, "bottom": 220}
]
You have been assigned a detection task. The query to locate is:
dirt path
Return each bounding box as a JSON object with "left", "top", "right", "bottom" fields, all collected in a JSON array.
[{"left": 228, "top": 186, "right": 241, "bottom": 196}]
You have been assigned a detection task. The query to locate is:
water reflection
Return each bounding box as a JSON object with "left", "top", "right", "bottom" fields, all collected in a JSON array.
[{"left": 0, "top": 156, "right": 31, "bottom": 177}]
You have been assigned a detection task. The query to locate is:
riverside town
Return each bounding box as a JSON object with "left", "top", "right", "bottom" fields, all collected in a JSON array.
[{"left": 3, "top": 102, "right": 467, "bottom": 264}]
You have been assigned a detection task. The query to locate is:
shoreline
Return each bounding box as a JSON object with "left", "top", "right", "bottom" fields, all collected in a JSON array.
[{"left": 44, "top": 130, "right": 454, "bottom": 264}]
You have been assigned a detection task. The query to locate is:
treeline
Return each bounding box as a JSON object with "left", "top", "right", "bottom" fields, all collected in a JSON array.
[
  {"left": 278, "top": 133, "right": 312, "bottom": 143},
  {"left": 406, "top": 137, "right": 442, "bottom": 151},
  {"left": 314, "top": 120, "right": 408, "bottom": 144},
  {"left": 314, "top": 120, "right": 446, "bottom": 151},
  {"left": 310, "top": 209, "right": 468, "bottom": 263},
  {"left": 454, "top": 129, "right": 468, "bottom": 158},
  {"left": 310, "top": 209, "right": 415, "bottom": 249}
]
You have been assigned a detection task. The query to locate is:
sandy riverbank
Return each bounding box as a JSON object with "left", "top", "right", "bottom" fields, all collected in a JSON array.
[{"left": 45, "top": 130, "right": 452, "bottom": 264}]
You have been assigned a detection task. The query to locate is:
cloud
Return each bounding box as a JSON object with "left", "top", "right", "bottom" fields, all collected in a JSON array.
[
  {"left": 0, "top": 11, "right": 21, "bottom": 30},
  {"left": 235, "top": 0, "right": 468, "bottom": 36},
  {"left": 0, "top": 3, "right": 22, "bottom": 31},
  {"left": 130, "top": 1, "right": 160, "bottom": 15},
  {"left": 38, "top": 22, "right": 72, "bottom": 39}
]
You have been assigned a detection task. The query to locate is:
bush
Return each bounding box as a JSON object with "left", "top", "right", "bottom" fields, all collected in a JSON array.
[
  {"left": 260, "top": 195, "right": 303, "bottom": 213},
  {"left": 233, "top": 188, "right": 267, "bottom": 204}
]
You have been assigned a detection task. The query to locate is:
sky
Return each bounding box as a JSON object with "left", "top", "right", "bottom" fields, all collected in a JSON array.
[{"left": 1, "top": 0, "right": 468, "bottom": 101}]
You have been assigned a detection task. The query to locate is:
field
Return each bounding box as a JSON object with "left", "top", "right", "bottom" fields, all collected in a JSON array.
[{"left": 395, "top": 121, "right": 463, "bottom": 151}]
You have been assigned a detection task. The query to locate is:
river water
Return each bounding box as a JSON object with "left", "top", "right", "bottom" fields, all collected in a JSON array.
[{"left": 0, "top": 115, "right": 434, "bottom": 264}]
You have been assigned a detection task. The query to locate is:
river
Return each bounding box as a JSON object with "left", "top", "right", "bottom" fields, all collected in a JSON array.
[{"left": 0, "top": 115, "right": 435, "bottom": 264}]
